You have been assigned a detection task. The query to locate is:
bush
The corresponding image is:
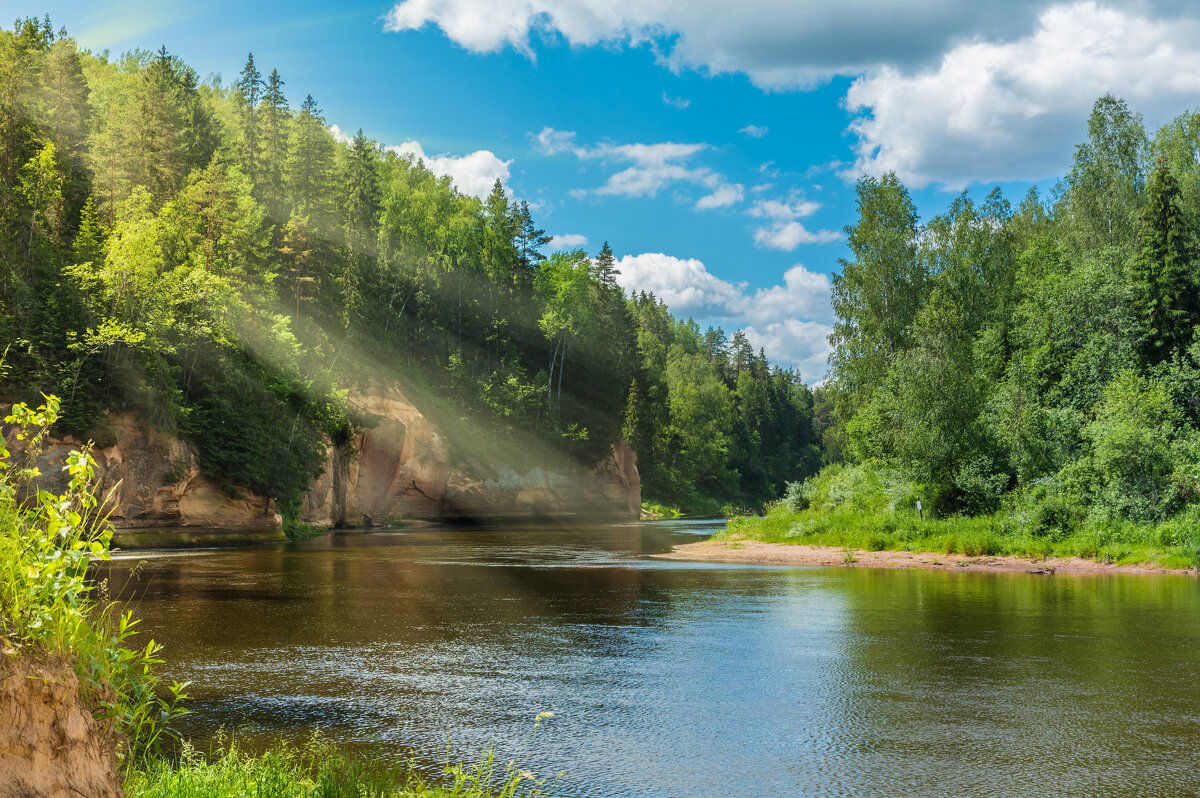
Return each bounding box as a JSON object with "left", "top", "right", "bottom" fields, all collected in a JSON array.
[
  {"left": 1, "top": 394, "right": 188, "bottom": 763},
  {"left": 1026, "top": 493, "right": 1083, "bottom": 541}
]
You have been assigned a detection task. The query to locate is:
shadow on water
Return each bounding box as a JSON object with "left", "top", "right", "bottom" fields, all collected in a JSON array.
[{"left": 102, "top": 520, "right": 1200, "bottom": 798}]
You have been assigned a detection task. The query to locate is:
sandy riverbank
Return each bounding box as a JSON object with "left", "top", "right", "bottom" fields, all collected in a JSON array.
[{"left": 654, "top": 538, "right": 1197, "bottom": 575}]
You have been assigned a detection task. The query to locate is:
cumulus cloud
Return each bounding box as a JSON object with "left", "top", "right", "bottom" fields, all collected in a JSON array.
[
  {"left": 615, "top": 253, "right": 833, "bottom": 377},
  {"left": 743, "top": 264, "right": 834, "bottom": 326},
  {"left": 743, "top": 320, "right": 832, "bottom": 382},
  {"left": 388, "top": 139, "right": 512, "bottom": 199},
  {"left": 845, "top": 2, "right": 1200, "bottom": 187},
  {"left": 739, "top": 124, "right": 769, "bottom": 138},
  {"left": 616, "top": 252, "right": 746, "bottom": 318},
  {"left": 383, "top": 0, "right": 1061, "bottom": 89},
  {"left": 327, "top": 124, "right": 353, "bottom": 144},
  {"left": 695, "top": 183, "right": 745, "bottom": 210},
  {"left": 389, "top": 1, "right": 1200, "bottom": 188},
  {"left": 552, "top": 233, "right": 589, "bottom": 248},
  {"left": 747, "top": 197, "right": 841, "bottom": 251}
]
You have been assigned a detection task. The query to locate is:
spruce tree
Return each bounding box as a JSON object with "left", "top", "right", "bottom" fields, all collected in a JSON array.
[
  {"left": 236, "top": 53, "right": 263, "bottom": 184},
  {"left": 593, "top": 241, "right": 619, "bottom": 288},
  {"left": 1134, "top": 161, "right": 1197, "bottom": 362},
  {"left": 262, "top": 68, "right": 288, "bottom": 216},
  {"left": 289, "top": 95, "right": 336, "bottom": 224}
]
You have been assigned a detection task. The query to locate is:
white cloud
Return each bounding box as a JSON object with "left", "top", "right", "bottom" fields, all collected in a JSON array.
[
  {"left": 844, "top": 2, "right": 1200, "bottom": 188},
  {"left": 389, "top": 1, "right": 1200, "bottom": 188},
  {"left": 532, "top": 126, "right": 578, "bottom": 155},
  {"left": 536, "top": 133, "right": 744, "bottom": 208},
  {"left": 552, "top": 233, "right": 589, "bottom": 248},
  {"left": 662, "top": 92, "right": 691, "bottom": 110},
  {"left": 743, "top": 265, "right": 834, "bottom": 326},
  {"left": 747, "top": 197, "right": 841, "bottom": 251},
  {"left": 743, "top": 320, "right": 832, "bottom": 382},
  {"left": 753, "top": 222, "right": 842, "bottom": 250},
  {"left": 382, "top": 0, "right": 1063, "bottom": 90},
  {"left": 739, "top": 124, "right": 769, "bottom": 138},
  {"left": 615, "top": 253, "right": 833, "bottom": 377},
  {"left": 327, "top": 124, "right": 353, "bottom": 144},
  {"left": 695, "top": 183, "right": 744, "bottom": 210},
  {"left": 586, "top": 142, "right": 710, "bottom": 198},
  {"left": 616, "top": 253, "right": 746, "bottom": 318},
  {"left": 388, "top": 139, "right": 512, "bottom": 199}
]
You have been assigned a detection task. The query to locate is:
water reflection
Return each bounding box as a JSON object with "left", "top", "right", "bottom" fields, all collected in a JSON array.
[{"left": 104, "top": 521, "right": 1200, "bottom": 797}]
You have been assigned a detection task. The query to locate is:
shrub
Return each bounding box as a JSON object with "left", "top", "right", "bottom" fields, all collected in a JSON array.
[{"left": 0, "top": 394, "right": 188, "bottom": 764}]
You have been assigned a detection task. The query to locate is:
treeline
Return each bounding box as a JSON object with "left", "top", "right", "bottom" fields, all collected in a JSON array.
[
  {"left": 821, "top": 93, "right": 1200, "bottom": 530},
  {"left": 0, "top": 16, "right": 819, "bottom": 519}
]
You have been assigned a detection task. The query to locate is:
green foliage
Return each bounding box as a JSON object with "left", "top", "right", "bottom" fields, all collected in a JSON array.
[
  {"left": 724, "top": 476, "right": 1200, "bottom": 569},
  {"left": 0, "top": 394, "right": 188, "bottom": 762},
  {"left": 0, "top": 21, "right": 817, "bottom": 513},
  {"left": 125, "top": 734, "right": 557, "bottom": 798},
  {"left": 815, "top": 93, "right": 1200, "bottom": 536}
]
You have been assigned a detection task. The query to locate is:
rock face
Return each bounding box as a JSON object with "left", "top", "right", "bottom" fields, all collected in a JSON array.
[
  {"left": 302, "top": 382, "right": 641, "bottom": 527},
  {"left": 5, "top": 411, "right": 283, "bottom": 532},
  {"left": 0, "top": 652, "right": 121, "bottom": 798},
  {"left": 4, "top": 382, "right": 640, "bottom": 533}
]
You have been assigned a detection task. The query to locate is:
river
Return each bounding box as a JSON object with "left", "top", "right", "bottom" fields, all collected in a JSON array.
[{"left": 106, "top": 520, "right": 1200, "bottom": 797}]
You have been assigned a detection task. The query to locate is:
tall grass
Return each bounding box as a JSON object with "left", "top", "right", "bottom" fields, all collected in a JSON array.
[{"left": 124, "top": 735, "right": 559, "bottom": 798}]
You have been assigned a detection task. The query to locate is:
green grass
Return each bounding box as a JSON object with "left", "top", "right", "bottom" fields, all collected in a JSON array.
[
  {"left": 124, "top": 736, "right": 558, "bottom": 798},
  {"left": 719, "top": 504, "right": 1200, "bottom": 570}
]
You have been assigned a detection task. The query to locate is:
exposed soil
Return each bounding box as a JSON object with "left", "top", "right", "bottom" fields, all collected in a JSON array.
[
  {"left": 0, "top": 649, "right": 121, "bottom": 798},
  {"left": 654, "top": 538, "right": 1197, "bottom": 575}
]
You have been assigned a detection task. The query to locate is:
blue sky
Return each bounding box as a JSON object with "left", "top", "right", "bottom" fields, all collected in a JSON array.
[{"left": 16, "top": 0, "right": 1200, "bottom": 379}]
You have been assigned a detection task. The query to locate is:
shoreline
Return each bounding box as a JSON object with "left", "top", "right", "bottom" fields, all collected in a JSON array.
[{"left": 653, "top": 539, "right": 1198, "bottom": 575}]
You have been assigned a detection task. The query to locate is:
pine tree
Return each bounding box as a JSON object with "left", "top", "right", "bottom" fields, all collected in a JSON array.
[
  {"left": 236, "top": 53, "right": 263, "bottom": 185},
  {"left": 262, "top": 68, "right": 288, "bottom": 217}
]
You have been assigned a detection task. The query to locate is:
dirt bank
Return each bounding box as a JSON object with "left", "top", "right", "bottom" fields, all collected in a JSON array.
[
  {"left": 654, "top": 538, "right": 1197, "bottom": 575},
  {"left": 0, "top": 650, "right": 121, "bottom": 798}
]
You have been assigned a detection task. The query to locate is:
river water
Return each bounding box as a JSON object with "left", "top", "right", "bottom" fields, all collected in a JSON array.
[{"left": 106, "top": 520, "right": 1200, "bottom": 797}]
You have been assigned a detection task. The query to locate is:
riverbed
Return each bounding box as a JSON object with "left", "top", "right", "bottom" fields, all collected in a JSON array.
[{"left": 106, "top": 520, "right": 1200, "bottom": 797}]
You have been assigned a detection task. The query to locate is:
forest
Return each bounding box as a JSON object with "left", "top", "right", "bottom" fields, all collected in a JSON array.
[
  {"left": 0, "top": 16, "right": 821, "bottom": 523},
  {"left": 737, "top": 92, "right": 1200, "bottom": 565}
]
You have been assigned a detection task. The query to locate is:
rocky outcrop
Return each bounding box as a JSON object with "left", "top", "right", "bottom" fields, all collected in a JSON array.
[
  {"left": 301, "top": 382, "right": 641, "bottom": 527},
  {"left": 4, "top": 381, "right": 639, "bottom": 534},
  {"left": 4, "top": 412, "right": 284, "bottom": 534},
  {"left": 0, "top": 651, "right": 121, "bottom": 798}
]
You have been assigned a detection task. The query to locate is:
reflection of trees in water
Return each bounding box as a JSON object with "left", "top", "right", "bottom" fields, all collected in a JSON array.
[{"left": 823, "top": 569, "right": 1200, "bottom": 793}]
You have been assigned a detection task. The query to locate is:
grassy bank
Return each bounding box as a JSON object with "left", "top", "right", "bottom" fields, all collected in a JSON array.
[
  {"left": 719, "top": 463, "right": 1200, "bottom": 571},
  {"left": 125, "top": 736, "right": 555, "bottom": 798}
]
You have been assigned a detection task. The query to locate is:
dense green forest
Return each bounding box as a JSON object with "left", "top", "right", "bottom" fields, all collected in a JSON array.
[
  {"left": 789, "top": 92, "right": 1200, "bottom": 554},
  {"left": 0, "top": 16, "right": 820, "bottom": 521}
]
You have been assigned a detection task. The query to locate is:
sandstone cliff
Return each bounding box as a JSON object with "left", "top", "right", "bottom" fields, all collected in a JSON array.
[
  {"left": 5, "top": 411, "right": 283, "bottom": 533},
  {"left": 301, "top": 381, "right": 641, "bottom": 527},
  {"left": 4, "top": 382, "right": 640, "bottom": 533}
]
